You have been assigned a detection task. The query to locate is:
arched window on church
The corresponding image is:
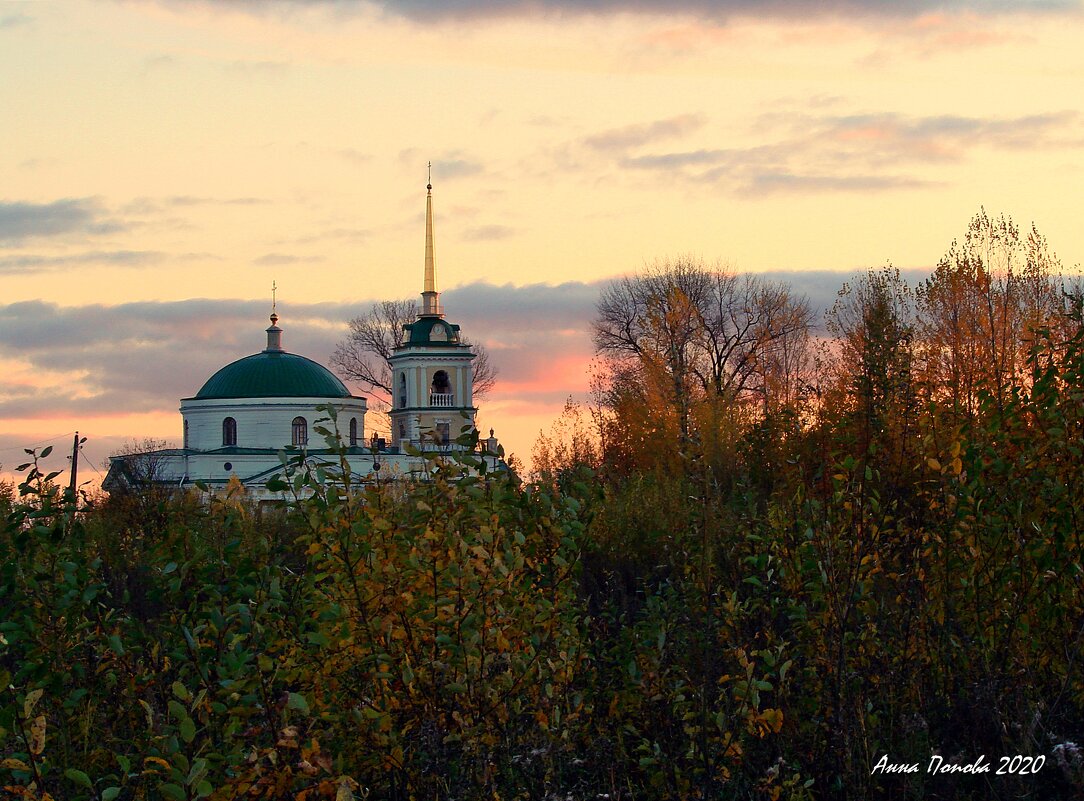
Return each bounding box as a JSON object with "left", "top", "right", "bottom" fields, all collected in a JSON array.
[
  {"left": 349, "top": 417, "right": 358, "bottom": 447},
  {"left": 222, "top": 417, "right": 237, "bottom": 447},
  {"left": 183, "top": 419, "right": 189, "bottom": 449},
  {"left": 399, "top": 373, "right": 407, "bottom": 408},
  {"left": 292, "top": 416, "right": 308, "bottom": 447},
  {"left": 431, "top": 370, "right": 452, "bottom": 406}
]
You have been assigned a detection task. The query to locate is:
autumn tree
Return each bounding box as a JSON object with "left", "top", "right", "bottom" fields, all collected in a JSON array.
[
  {"left": 592, "top": 258, "right": 814, "bottom": 452},
  {"left": 826, "top": 266, "right": 918, "bottom": 475},
  {"left": 916, "top": 209, "right": 1067, "bottom": 418}
]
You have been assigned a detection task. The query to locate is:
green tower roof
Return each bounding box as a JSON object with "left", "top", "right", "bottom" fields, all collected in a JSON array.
[
  {"left": 191, "top": 351, "right": 352, "bottom": 400},
  {"left": 401, "top": 317, "right": 463, "bottom": 347}
]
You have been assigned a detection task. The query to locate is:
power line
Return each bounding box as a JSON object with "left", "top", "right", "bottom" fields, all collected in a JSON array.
[{"left": 0, "top": 431, "right": 76, "bottom": 454}]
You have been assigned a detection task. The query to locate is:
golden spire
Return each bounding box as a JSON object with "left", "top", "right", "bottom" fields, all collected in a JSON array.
[{"left": 421, "top": 163, "right": 442, "bottom": 316}]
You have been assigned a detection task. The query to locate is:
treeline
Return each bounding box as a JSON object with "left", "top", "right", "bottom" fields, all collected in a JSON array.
[
  {"left": 534, "top": 209, "right": 1084, "bottom": 798},
  {"left": 1, "top": 209, "right": 1082, "bottom": 801}
]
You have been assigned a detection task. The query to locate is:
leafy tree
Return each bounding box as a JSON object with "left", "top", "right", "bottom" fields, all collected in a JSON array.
[
  {"left": 825, "top": 266, "right": 918, "bottom": 479},
  {"left": 916, "top": 209, "right": 1068, "bottom": 419}
]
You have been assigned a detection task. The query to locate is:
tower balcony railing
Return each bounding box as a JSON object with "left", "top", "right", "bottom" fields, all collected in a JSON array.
[{"left": 429, "top": 393, "right": 455, "bottom": 407}]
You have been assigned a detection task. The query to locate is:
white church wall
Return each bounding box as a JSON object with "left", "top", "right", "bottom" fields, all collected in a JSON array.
[{"left": 181, "top": 397, "right": 367, "bottom": 451}]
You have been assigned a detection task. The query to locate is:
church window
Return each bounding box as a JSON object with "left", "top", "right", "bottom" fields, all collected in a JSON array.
[
  {"left": 398, "top": 421, "right": 406, "bottom": 440},
  {"left": 399, "top": 373, "right": 407, "bottom": 408},
  {"left": 436, "top": 422, "right": 451, "bottom": 445},
  {"left": 349, "top": 417, "right": 358, "bottom": 447},
  {"left": 222, "top": 417, "right": 237, "bottom": 447},
  {"left": 183, "top": 419, "right": 189, "bottom": 449},
  {"left": 292, "top": 416, "right": 308, "bottom": 446}
]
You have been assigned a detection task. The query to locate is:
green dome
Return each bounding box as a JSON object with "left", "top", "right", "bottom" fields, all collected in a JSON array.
[{"left": 193, "top": 351, "right": 352, "bottom": 400}]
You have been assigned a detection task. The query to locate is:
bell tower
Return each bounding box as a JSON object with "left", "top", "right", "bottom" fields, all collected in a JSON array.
[{"left": 389, "top": 175, "right": 478, "bottom": 450}]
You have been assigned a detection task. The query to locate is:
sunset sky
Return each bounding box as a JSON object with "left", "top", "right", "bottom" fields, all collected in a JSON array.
[{"left": 2, "top": 0, "right": 1083, "bottom": 484}]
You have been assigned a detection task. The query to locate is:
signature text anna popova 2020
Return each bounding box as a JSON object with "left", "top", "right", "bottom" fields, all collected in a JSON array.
[{"left": 871, "top": 754, "right": 1046, "bottom": 776}]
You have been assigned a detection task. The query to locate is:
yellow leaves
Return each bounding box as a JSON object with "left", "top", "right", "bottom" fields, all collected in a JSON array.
[
  {"left": 335, "top": 776, "right": 360, "bottom": 801},
  {"left": 927, "top": 457, "right": 942, "bottom": 472},
  {"left": 138, "top": 699, "right": 154, "bottom": 729},
  {"left": 28, "top": 715, "right": 45, "bottom": 756},
  {"left": 757, "top": 708, "right": 785, "bottom": 736},
  {"left": 277, "top": 726, "right": 300, "bottom": 748},
  {"left": 143, "top": 756, "right": 171, "bottom": 773},
  {"left": 22, "top": 689, "right": 42, "bottom": 720},
  {"left": 1, "top": 759, "right": 30, "bottom": 772}
]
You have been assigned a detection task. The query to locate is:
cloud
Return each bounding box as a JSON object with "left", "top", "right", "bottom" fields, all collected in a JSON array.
[
  {"left": 0, "top": 199, "right": 124, "bottom": 245},
  {"left": 121, "top": 195, "right": 267, "bottom": 214},
  {"left": 597, "top": 109, "right": 1081, "bottom": 196},
  {"left": 139, "top": 54, "right": 177, "bottom": 75},
  {"left": 461, "top": 225, "right": 516, "bottom": 241},
  {"left": 0, "top": 284, "right": 603, "bottom": 421},
  {"left": 0, "top": 299, "right": 351, "bottom": 419},
  {"left": 0, "top": 13, "right": 32, "bottom": 29},
  {"left": 399, "top": 149, "right": 484, "bottom": 181},
  {"left": 223, "top": 59, "right": 290, "bottom": 77},
  {"left": 335, "top": 148, "right": 371, "bottom": 165},
  {"left": 138, "top": 0, "right": 1082, "bottom": 24},
  {"left": 253, "top": 252, "right": 325, "bottom": 266},
  {"left": 583, "top": 114, "right": 707, "bottom": 152},
  {"left": 363, "top": 0, "right": 1082, "bottom": 22},
  {"left": 163, "top": 0, "right": 1074, "bottom": 22},
  {"left": 0, "top": 271, "right": 960, "bottom": 441},
  {"left": 623, "top": 148, "right": 733, "bottom": 169},
  {"left": 0, "top": 250, "right": 165, "bottom": 274},
  {"left": 736, "top": 172, "right": 933, "bottom": 195},
  {"left": 747, "top": 268, "right": 934, "bottom": 323}
]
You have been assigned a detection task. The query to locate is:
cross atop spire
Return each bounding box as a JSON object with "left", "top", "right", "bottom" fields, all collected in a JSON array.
[
  {"left": 421, "top": 169, "right": 442, "bottom": 317},
  {"left": 265, "top": 283, "right": 284, "bottom": 352}
]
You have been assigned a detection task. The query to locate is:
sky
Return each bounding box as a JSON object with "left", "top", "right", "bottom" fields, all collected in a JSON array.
[{"left": 2, "top": 0, "right": 1083, "bottom": 485}]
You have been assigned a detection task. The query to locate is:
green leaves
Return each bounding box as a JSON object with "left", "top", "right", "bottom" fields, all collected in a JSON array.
[
  {"left": 287, "top": 692, "right": 310, "bottom": 715},
  {"left": 64, "top": 768, "right": 92, "bottom": 789}
]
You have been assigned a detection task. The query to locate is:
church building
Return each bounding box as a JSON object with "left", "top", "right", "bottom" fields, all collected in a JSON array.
[{"left": 104, "top": 181, "right": 502, "bottom": 498}]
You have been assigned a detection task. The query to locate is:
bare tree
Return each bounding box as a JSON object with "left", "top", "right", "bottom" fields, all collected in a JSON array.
[
  {"left": 331, "top": 298, "right": 499, "bottom": 405},
  {"left": 593, "top": 258, "right": 814, "bottom": 441},
  {"left": 332, "top": 299, "right": 417, "bottom": 399},
  {"left": 469, "top": 342, "right": 498, "bottom": 398},
  {"left": 104, "top": 438, "right": 174, "bottom": 492}
]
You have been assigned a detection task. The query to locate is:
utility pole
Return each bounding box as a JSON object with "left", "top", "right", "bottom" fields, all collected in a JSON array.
[{"left": 68, "top": 431, "right": 80, "bottom": 496}]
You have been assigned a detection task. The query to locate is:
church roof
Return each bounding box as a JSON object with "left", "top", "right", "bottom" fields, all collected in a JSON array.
[{"left": 191, "top": 350, "right": 353, "bottom": 400}]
